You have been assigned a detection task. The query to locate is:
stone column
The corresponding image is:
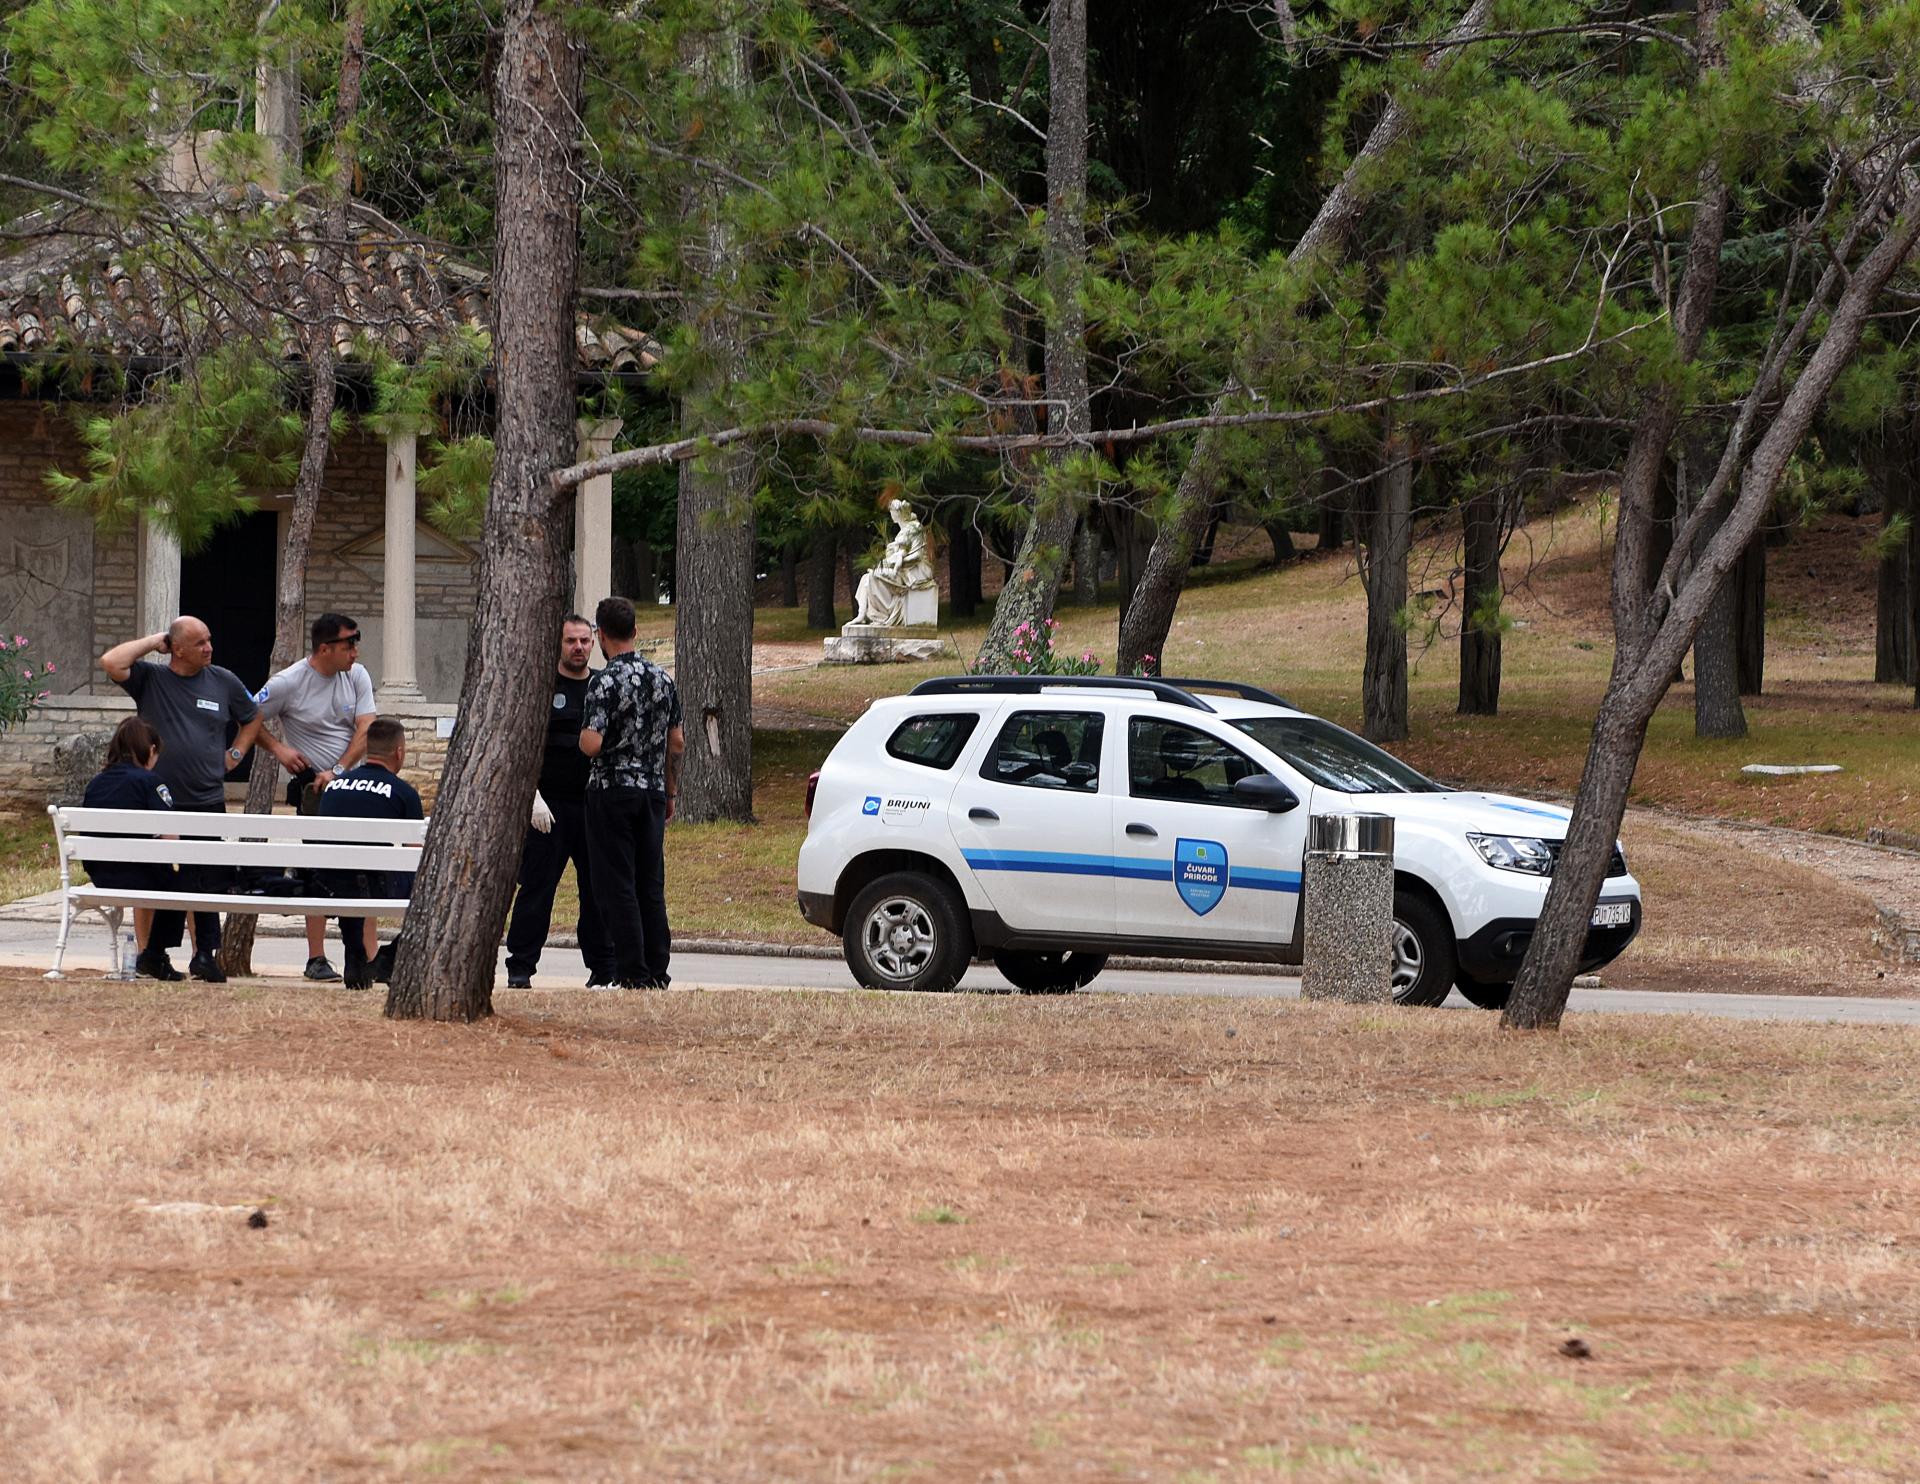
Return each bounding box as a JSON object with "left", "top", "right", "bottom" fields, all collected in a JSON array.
[
  {"left": 573, "top": 417, "right": 622, "bottom": 619},
  {"left": 381, "top": 428, "right": 424, "bottom": 701},
  {"left": 138, "top": 516, "right": 180, "bottom": 637}
]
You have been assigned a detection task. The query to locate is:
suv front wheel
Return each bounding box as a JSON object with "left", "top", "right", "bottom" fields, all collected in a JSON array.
[
  {"left": 1391, "top": 890, "right": 1458, "bottom": 1008},
  {"left": 844, "top": 872, "right": 974, "bottom": 993}
]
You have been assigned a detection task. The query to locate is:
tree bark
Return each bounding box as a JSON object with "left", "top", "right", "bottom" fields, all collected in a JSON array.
[
  {"left": 975, "top": 0, "right": 1089, "bottom": 671},
  {"left": 777, "top": 541, "right": 799, "bottom": 607},
  {"left": 1458, "top": 486, "right": 1502, "bottom": 716},
  {"left": 1734, "top": 530, "right": 1765, "bottom": 695},
  {"left": 384, "top": 0, "right": 583, "bottom": 1022},
  {"left": 1317, "top": 478, "right": 1346, "bottom": 551},
  {"left": 806, "top": 527, "right": 838, "bottom": 629},
  {"left": 1506, "top": 164, "right": 1920, "bottom": 1030},
  {"left": 945, "top": 508, "right": 981, "bottom": 618},
  {"left": 674, "top": 19, "right": 756, "bottom": 824},
  {"left": 1692, "top": 500, "right": 1747, "bottom": 738},
  {"left": 1072, "top": 510, "right": 1100, "bottom": 604},
  {"left": 1875, "top": 459, "right": 1913, "bottom": 684},
  {"left": 1114, "top": 1, "right": 1494, "bottom": 674},
  {"left": 1361, "top": 428, "right": 1411, "bottom": 742},
  {"left": 219, "top": 3, "right": 365, "bottom": 977}
]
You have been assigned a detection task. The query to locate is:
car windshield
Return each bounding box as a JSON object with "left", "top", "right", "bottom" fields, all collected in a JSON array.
[{"left": 1234, "top": 716, "right": 1443, "bottom": 794}]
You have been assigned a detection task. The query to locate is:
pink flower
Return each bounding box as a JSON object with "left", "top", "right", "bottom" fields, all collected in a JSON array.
[
  {"left": 21, "top": 668, "right": 31, "bottom": 680},
  {"left": 44, "top": 661, "right": 56, "bottom": 674},
  {"left": 1081, "top": 650, "right": 1096, "bottom": 663},
  {"left": 12, "top": 635, "right": 26, "bottom": 647}
]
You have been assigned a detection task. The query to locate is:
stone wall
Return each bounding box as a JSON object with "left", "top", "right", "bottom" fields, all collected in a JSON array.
[
  {"left": 0, "top": 401, "right": 481, "bottom": 708},
  {"left": 0, "top": 692, "right": 459, "bottom": 817}
]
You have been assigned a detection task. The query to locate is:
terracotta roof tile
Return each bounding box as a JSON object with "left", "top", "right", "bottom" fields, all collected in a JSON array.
[{"left": 0, "top": 193, "right": 659, "bottom": 372}]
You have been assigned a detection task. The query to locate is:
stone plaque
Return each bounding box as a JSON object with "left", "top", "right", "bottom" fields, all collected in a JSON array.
[{"left": 0, "top": 506, "right": 95, "bottom": 696}]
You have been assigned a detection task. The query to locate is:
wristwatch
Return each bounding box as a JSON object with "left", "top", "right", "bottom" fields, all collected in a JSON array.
[{"left": 227, "top": 747, "right": 244, "bottom": 763}]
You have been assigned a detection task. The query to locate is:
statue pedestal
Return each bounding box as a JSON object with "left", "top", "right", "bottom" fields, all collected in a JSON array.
[{"left": 822, "top": 623, "right": 947, "bottom": 665}]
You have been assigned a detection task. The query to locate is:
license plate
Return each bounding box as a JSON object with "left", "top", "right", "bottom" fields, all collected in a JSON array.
[{"left": 1590, "top": 902, "right": 1632, "bottom": 928}]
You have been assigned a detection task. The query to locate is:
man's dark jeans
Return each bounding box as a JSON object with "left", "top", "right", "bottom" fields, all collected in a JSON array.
[
  {"left": 150, "top": 799, "right": 228, "bottom": 958},
  {"left": 506, "top": 797, "right": 613, "bottom": 979},
  {"left": 583, "top": 787, "right": 670, "bottom": 985}
]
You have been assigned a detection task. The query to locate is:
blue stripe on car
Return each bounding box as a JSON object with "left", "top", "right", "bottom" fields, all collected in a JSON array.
[{"left": 962, "top": 850, "right": 1300, "bottom": 893}]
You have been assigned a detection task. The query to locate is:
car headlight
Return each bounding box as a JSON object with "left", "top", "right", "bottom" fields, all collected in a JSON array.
[{"left": 1468, "top": 833, "right": 1556, "bottom": 876}]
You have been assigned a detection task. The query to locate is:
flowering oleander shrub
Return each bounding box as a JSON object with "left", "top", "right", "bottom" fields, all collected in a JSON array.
[
  {"left": 987, "top": 618, "right": 1103, "bottom": 677},
  {"left": 0, "top": 634, "right": 55, "bottom": 732}
]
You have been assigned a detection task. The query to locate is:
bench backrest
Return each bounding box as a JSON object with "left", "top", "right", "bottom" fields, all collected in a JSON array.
[{"left": 50, "top": 806, "right": 429, "bottom": 877}]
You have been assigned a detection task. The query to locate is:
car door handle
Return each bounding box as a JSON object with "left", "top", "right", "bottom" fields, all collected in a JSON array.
[
  {"left": 1126, "top": 823, "right": 1158, "bottom": 838},
  {"left": 969, "top": 807, "right": 1000, "bottom": 822}
]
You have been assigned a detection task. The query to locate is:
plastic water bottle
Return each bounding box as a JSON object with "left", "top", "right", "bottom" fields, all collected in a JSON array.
[{"left": 117, "top": 930, "right": 138, "bottom": 980}]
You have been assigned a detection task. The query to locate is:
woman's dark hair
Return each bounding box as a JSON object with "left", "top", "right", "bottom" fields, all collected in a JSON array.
[{"left": 104, "top": 716, "right": 163, "bottom": 769}]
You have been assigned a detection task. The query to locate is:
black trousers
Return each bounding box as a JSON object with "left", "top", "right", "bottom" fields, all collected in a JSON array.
[
  {"left": 583, "top": 787, "right": 670, "bottom": 985},
  {"left": 505, "top": 797, "right": 613, "bottom": 978},
  {"left": 151, "top": 800, "right": 227, "bottom": 957}
]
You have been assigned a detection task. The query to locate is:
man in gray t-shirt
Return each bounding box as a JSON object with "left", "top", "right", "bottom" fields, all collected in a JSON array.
[
  {"left": 254, "top": 612, "right": 379, "bottom": 982},
  {"left": 99, "top": 614, "right": 263, "bottom": 981}
]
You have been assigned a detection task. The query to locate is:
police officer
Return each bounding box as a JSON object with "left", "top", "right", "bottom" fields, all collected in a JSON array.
[
  {"left": 504, "top": 615, "right": 616, "bottom": 988},
  {"left": 315, "top": 717, "right": 424, "bottom": 990},
  {"left": 579, "top": 596, "right": 684, "bottom": 989}
]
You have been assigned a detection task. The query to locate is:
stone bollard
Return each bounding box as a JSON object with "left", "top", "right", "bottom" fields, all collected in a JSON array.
[{"left": 1300, "top": 812, "right": 1395, "bottom": 1004}]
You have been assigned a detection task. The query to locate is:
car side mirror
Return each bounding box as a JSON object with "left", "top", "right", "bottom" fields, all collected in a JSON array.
[{"left": 1232, "top": 774, "right": 1299, "bottom": 812}]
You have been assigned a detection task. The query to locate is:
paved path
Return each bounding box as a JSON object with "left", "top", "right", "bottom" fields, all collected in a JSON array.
[{"left": 6, "top": 914, "right": 1919, "bottom": 1025}]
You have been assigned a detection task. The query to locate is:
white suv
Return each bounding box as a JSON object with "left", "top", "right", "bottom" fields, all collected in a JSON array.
[{"left": 796, "top": 676, "right": 1641, "bottom": 1008}]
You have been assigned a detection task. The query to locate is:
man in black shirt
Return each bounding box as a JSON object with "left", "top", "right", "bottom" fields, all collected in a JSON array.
[
  {"left": 504, "top": 615, "right": 614, "bottom": 987},
  {"left": 98, "top": 615, "right": 262, "bottom": 982},
  {"left": 580, "top": 595, "right": 684, "bottom": 989},
  {"left": 315, "top": 718, "right": 424, "bottom": 990}
]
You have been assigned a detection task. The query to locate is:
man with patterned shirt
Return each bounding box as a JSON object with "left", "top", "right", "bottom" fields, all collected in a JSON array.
[{"left": 579, "top": 595, "right": 685, "bottom": 989}]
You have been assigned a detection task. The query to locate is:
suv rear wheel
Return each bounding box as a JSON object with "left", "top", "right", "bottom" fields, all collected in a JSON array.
[
  {"left": 844, "top": 872, "right": 973, "bottom": 993},
  {"left": 1391, "top": 890, "right": 1457, "bottom": 1008},
  {"left": 991, "top": 949, "right": 1108, "bottom": 994},
  {"left": 1452, "top": 970, "right": 1512, "bottom": 1011}
]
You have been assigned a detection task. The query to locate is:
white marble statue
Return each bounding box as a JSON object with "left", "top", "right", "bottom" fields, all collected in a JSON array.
[{"left": 852, "top": 499, "right": 936, "bottom": 627}]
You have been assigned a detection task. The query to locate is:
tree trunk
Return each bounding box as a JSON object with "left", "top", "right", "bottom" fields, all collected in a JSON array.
[
  {"left": 1875, "top": 466, "right": 1913, "bottom": 684},
  {"left": 219, "top": 4, "right": 365, "bottom": 977},
  {"left": 1317, "top": 483, "right": 1346, "bottom": 552},
  {"left": 1072, "top": 509, "right": 1100, "bottom": 604},
  {"left": 806, "top": 527, "right": 838, "bottom": 629},
  {"left": 975, "top": 0, "right": 1089, "bottom": 671},
  {"left": 1507, "top": 157, "right": 1920, "bottom": 1030},
  {"left": 1263, "top": 517, "right": 1297, "bottom": 565},
  {"left": 1361, "top": 429, "right": 1411, "bottom": 742},
  {"left": 1458, "top": 486, "right": 1502, "bottom": 716},
  {"left": 1692, "top": 501, "right": 1748, "bottom": 738},
  {"left": 384, "top": 0, "right": 583, "bottom": 1022},
  {"left": 946, "top": 508, "right": 981, "bottom": 619},
  {"left": 778, "top": 541, "right": 799, "bottom": 607},
  {"left": 674, "top": 20, "right": 756, "bottom": 824},
  {"left": 1735, "top": 530, "right": 1765, "bottom": 695}
]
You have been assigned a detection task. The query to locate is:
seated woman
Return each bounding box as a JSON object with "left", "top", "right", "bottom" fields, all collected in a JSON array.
[
  {"left": 81, "top": 717, "right": 180, "bottom": 979},
  {"left": 853, "top": 499, "right": 936, "bottom": 626}
]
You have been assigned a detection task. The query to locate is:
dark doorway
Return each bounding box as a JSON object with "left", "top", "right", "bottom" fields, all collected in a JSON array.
[{"left": 181, "top": 509, "right": 279, "bottom": 779}]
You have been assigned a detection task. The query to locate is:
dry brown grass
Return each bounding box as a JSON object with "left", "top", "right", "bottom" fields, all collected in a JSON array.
[{"left": 4, "top": 972, "right": 1917, "bottom": 1481}]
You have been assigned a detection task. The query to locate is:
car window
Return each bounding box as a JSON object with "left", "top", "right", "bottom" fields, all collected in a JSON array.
[
  {"left": 1233, "top": 715, "right": 1442, "bottom": 794},
  {"left": 980, "top": 711, "right": 1103, "bottom": 792},
  {"left": 1129, "top": 718, "right": 1264, "bottom": 806},
  {"left": 885, "top": 713, "right": 981, "bottom": 770}
]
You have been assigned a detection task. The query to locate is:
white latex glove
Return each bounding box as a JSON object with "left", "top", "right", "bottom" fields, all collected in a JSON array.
[{"left": 530, "top": 790, "right": 554, "bottom": 834}]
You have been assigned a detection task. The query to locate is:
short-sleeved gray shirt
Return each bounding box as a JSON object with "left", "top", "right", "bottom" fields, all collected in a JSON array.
[
  {"left": 253, "top": 658, "right": 377, "bottom": 774},
  {"left": 116, "top": 659, "right": 259, "bottom": 809}
]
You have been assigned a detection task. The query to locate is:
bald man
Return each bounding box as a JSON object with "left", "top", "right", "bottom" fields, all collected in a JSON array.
[{"left": 100, "top": 616, "right": 262, "bottom": 981}]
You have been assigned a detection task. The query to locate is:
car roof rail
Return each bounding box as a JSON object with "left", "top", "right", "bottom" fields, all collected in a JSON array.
[
  {"left": 1155, "top": 677, "right": 1295, "bottom": 709},
  {"left": 910, "top": 674, "right": 1216, "bottom": 712}
]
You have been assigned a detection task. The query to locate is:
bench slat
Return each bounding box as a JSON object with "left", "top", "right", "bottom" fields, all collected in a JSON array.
[
  {"left": 68, "top": 838, "right": 424, "bottom": 872},
  {"left": 52, "top": 808, "right": 427, "bottom": 845},
  {"left": 69, "top": 888, "right": 411, "bottom": 917}
]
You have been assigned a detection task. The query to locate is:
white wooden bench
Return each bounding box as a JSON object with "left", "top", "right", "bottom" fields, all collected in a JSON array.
[{"left": 45, "top": 806, "right": 428, "bottom": 980}]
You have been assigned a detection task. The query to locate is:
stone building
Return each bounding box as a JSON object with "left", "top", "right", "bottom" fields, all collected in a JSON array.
[{"left": 0, "top": 196, "right": 654, "bottom": 810}]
